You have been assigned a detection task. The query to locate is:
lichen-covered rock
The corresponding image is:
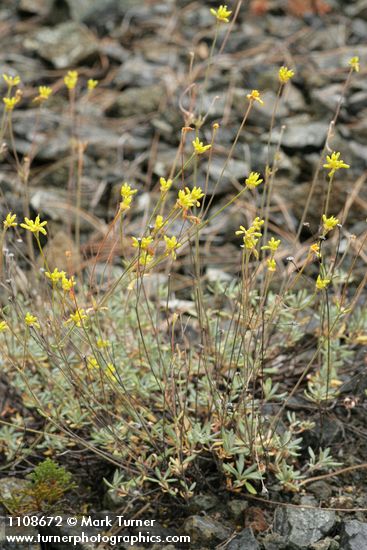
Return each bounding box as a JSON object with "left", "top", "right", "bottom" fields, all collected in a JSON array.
[
  {"left": 227, "top": 527, "right": 260, "bottom": 550},
  {"left": 183, "top": 515, "right": 231, "bottom": 545},
  {"left": 340, "top": 520, "right": 367, "bottom": 550},
  {"left": 274, "top": 506, "right": 337, "bottom": 549}
]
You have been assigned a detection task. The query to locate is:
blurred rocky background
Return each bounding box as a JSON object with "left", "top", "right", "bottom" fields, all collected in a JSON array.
[{"left": 0, "top": 0, "right": 366, "bottom": 279}]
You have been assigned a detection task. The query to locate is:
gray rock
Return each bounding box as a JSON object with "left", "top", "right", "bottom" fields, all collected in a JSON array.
[
  {"left": 262, "top": 532, "right": 288, "bottom": 550},
  {"left": 65, "top": 0, "right": 137, "bottom": 23},
  {"left": 115, "top": 57, "right": 165, "bottom": 88},
  {"left": 307, "top": 481, "right": 333, "bottom": 501},
  {"left": 0, "top": 516, "right": 40, "bottom": 550},
  {"left": 183, "top": 515, "right": 231, "bottom": 545},
  {"left": 109, "top": 85, "right": 163, "bottom": 117},
  {"left": 227, "top": 499, "right": 249, "bottom": 522},
  {"left": 189, "top": 494, "right": 219, "bottom": 513},
  {"left": 274, "top": 506, "right": 337, "bottom": 549},
  {"left": 340, "top": 520, "right": 367, "bottom": 550},
  {"left": 346, "top": 0, "right": 367, "bottom": 20},
  {"left": 311, "top": 85, "right": 344, "bottom": 114},
  {"left": 19, "top": 0, "right": 53, "bottom": 16},
  {"left": 227, "top": 527, "right": 259, "bottom": 550},
  {"left": 24, "top": 22, "right": 98, "bottom": 69},
  {"left": 0, "top": 477, "right": 28, "bottom": 501},
  {"left": 208, "top": 158, "right": 250, "bottom": 190},
  {"left": 272, "top": 117, "right": 329, "bottom": 151}
]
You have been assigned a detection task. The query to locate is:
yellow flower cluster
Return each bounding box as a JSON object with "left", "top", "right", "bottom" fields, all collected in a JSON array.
[
  {"left": 25, "top": 312, "right": 40, "bottom": 328},
  {"left": 120, "top": 182, "right": 137, "bottom": 212},
  {"left": 64, "top": 70, "right": 78, "bottom": 90},
  {"left": 160, "top": 177, "right": 172, "bottom": 193},
  {"left": 236, "top": 217, "right": 264, "bottom": 258},
  {"left": 323, "top": 151, "right": 350, "bottom": 178},
  {"left": 20, "top": 215, "right": 47, "bottom": 237},
  {"left": 309, "top": 243, "right": 320, "bottom": 257},
  {"left": 322, "top": 214, "right": 339, "bottom": 234},
  {"left": 164, "top": 235, "right": 181, "bottom": 259},
  {"left": 3, "top": 74, "right": 21, "bottom": 88},
  {"left": 262, "top": 237, "right": 281, "bottom": 272},
  {"left": 349, "top": 56, "right": 360, "bottom": 73},
  {"left": 87, "top": 79, "right": 98, "bottom": 91},
  {"left": 262, "top": 237, "right": 281, "bottom": 252},
  {"left": 45, "top": 268, "right": 75, "bottom": 291},
  {"left": 34, "top": 86, "right": 53, "bottom": 103},
  {"left": 246, "top": 90, "right": 264, "bottom": 105},
  {"left": 3, "top": 212, "right": 17, "bottom": 229},
  {"left": 132, "top": 236, "right": 154, "bottom": 250},
  {"left": 192, "top": 137, "right": 211, "bottom": 155},
  {"left": 210, "top": 5, "right": 232, "bottom": 23},
  {"left": 97, "top": 338, "right": 110, "bottom": 349},
  {"left": 176, "top": 187, "right": 205, "bottom": 211},
  {"left": 3, "top": 92, "right": 22, "bottom": 112},
  {"left": 245, "top": 172, "right": 263, "bottom": 189},
  {"left": 154, "top": 215, "right": 164, "bottom": 233},
  {"left": 0, "top": 320, "right": 9, "bottom": 332},
  {"left": 316, "top": 275, "right": 330, "bottom": 291},
  {"left": 278, "top": 66, "right": 295, "bottom": 84},
  {"left": 66, "top": 308, "right": 88, "bottom": 327},
  {"left": 87, "top": 356, "right": 116, "bottom": 382}
]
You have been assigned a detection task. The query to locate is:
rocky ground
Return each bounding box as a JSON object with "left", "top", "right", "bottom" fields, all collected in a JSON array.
[{"left": 1, "top": 0, "right": 367, "bottom": 549}]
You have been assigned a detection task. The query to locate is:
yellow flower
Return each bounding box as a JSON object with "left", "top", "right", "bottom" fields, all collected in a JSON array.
[
  {"left": 2, "top": 74, "right": 21, "bottom": 88},
  {"left": 0, "top": 321, "right": 9, "bottom": 332},
  {"left": 261, "top": 237, "right": 281, "bottom": 252},
  {"left": 176, "top": 187, "right": 204, "bottom": 210},
  {"left": 192, "top": 137, "right": 211, "bottom": 155},
  {"left": 97, "top": 338, "right": 110, "bottom": 349},
  {"left": 105, "top": 363, "right": 116, "bottom": 382},
  {"left": 309, "top": 243, "right": 320, "bottom": 256},
  {"left": 349, "top": 56, "right": 360, "bottom": 73},
  {"left": 177, "top": 189, "right": 192, "bottom": 210},
  {"left": 64, "top": 70, "right": 78, "bottom": 90},
  {"left": 323, "top": 151, "right": 350, "bottom": 178},
  {"left": 316, "top": 275, "right": 330, "bottom": 290},
  {"left": 154, "top": 215, "right": 164, "bottom": 232},
  {"left": 252, "top": 217, "right": 264, "bottom": 231},
  {"left": 138, "top": 251, "right": 154, "bottom": 266},
  {"left": 119, "top": 183, "right": 137, "bottom": 212},
  {"left": 3, "top": 96, "right": 21, "bottom": 112},
  {"left": 45, "top": 268, "right": 66, "bottom": 284},
  {"left": 66, "top": 308, "right": 88, "bottom": 327},
  {"left": 322, "top": 214, "right": 339, "bottom": 234},
  {"left": 3, "top": 212, "right": 17, "bottom": 229},
  {"left": 236, "top": 217, "right": 264, "bottom": 257},
  {"left": 120, "top": 182, "right": 137, "bottom": 199},
  {"left": 34, "top": 86, "right": 52, "bottom": 103},
  {"left": 278, "top": 66, "right": 295, "bottom": 84},
  {"left": 87, "top": 356, "right": 99, "bottom": 369},
  {"left": 190, "top": 186, "right": 205, "bottom": 206},
  {"left": 267, "top": 258, "right": 277, "bottom": 272},
  {"left": 61, "top": 275, "right": 75, "bottom": 291},
  {"left": 246, "top": 90, "right": 264, "bottom": 105},
  {"left": 164, "top": 235, "right": 181, "bottom": 259},
  {"left": 87, "top": 79, "right": 98, "bottom": 91},
  {"left": 20, "top": 215, "right": 47, "bottom": 237},
  {"left": 132, "top": 236, "right": 154, "bottom": 250},
  {"left": 119, "top": 197, "right": 132, "bottom": 212},
  {"left": 25, "top": 312, "right": 40, "bottom": 328},
  {"left": 210, "top": 4, "right": 232, "bottom": 23},
  {"left": 245, "top": 172, "right": 263, "bottom": 189},
  {"left": 160, "top": 177, "right": 172, "bottom": 193}
]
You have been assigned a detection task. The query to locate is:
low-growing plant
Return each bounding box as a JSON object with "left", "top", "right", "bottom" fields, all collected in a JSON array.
[
  {"left": 0, "top": 4, "right": 365, "bottom": 508},
  {"left": 1, "top": 458, "right": 76, "bottom": 514}
]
